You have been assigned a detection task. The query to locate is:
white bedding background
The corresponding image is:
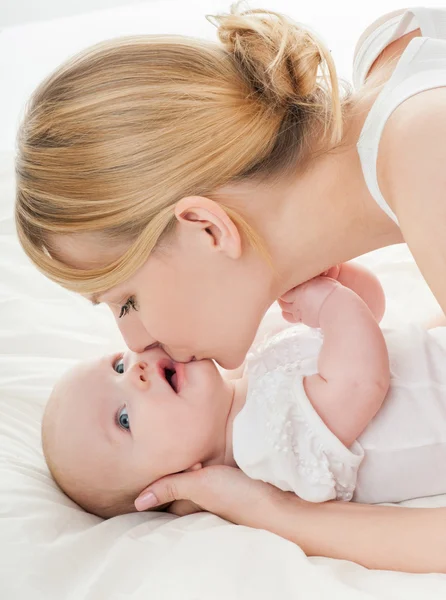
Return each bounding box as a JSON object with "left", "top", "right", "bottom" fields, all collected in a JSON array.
[{"left": 2, "top": 1, "right": 446, "bottom": 598}]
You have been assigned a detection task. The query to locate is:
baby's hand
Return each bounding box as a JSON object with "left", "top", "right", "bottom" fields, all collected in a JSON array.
[
  {"left": 278, "top": 277, "right": 340, "bottom": 328},
  {"left": 320, "top": 264, "right": 341, "bottom": 280}
]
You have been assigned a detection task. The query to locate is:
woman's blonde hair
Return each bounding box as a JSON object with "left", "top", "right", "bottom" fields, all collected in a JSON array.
[{"left": 16, "top": 3, "right": 344, "bottom": 295}]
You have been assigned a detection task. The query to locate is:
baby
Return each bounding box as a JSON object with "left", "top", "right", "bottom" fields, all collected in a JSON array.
[{"left": 43, "top": 273, "right": 446, "bottom": 518}]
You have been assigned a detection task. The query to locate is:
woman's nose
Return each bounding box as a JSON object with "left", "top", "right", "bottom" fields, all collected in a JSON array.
[{"left": 116, "top": 315, "right": 156, "bottom": 354}]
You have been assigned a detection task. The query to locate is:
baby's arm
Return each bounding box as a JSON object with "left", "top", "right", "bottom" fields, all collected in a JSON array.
[
  {"left": 323, "top": 262, "right": 385, "bottom": 322},
  {"left": 279, "top": 278, "right": 390, "bottom": 447}
]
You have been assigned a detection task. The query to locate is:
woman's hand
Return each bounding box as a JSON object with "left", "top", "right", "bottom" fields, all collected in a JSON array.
[
  {"left": 135, "top": 465, "right": 291, "bottom": 526},
  {"left": 135, "top": 465, "right": 446, "bottom": 572}
]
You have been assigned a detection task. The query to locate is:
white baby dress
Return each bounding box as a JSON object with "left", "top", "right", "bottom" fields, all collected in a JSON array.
[{"left": 233, "top": 324, "right": 446, "bottom": 504}]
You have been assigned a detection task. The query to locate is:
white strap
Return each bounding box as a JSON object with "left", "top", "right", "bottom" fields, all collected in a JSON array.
[
  {"left": 353, "top": 10, "right": 407, "bottom": 89},
  {"left": 353, "top": 7, "right": 446, "bottom": 89},
  {"left": 358, "top": 37, "right": 446, "bottom": 225}
]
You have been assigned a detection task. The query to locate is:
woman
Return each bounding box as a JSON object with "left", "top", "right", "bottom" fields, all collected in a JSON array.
[{"left": 15, "top": 5, "right": 446, "bottom": 571}]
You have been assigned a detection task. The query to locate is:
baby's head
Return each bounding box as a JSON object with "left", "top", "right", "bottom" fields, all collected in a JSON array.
[{"left": 43, "top": 348, "right": 233, "bottom": 518}]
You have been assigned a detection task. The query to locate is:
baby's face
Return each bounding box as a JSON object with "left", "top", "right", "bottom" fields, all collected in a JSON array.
[{"left": 46, "top": 347, "right": 233, "bottom": 510}]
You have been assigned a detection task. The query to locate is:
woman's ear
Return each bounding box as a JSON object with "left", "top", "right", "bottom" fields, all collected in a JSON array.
[{"left": 175, "top": 196, "right": 242, "bottom": 259}]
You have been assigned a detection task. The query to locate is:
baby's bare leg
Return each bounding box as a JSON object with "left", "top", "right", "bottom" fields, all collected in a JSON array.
[{"left": 280, "top": 278, "right": 390, "bottom": 447}]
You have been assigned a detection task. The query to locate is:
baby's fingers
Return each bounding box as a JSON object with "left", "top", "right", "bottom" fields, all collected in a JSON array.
[
  {"left": 279, "top": 288, "right": 300, "bottom": 303},
  {"left": 277, "top": 298, "right": 301, "bottom": 323},
  {"left": 277, "top": 297, "right": 291, "bottom": 309},
  {"left": 321, "top": 264, "right": 341, "bottom": 280},
  {"left": 281, "top": 312, "right": 299, "bottom": 324}
]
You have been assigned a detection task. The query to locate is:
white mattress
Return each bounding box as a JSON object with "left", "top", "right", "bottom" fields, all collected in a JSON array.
[{"left": 2, "top": 1, "right": 446, "bottom": 597}]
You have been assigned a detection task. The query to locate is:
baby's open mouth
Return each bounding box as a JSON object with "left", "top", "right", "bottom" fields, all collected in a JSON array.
[
  {"left": 157, "top": 358, "right": 186, "bottom": 394},
  {"left": 157, "top": 358, "right": 179, "bottom": 393},
  {"left": 164, "top": 366, "right": 177, "bottom": 393}
]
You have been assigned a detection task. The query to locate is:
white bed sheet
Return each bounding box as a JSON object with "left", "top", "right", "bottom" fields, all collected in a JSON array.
[{"left": 2, "top": 1, "right": 446, "bottom": 598}]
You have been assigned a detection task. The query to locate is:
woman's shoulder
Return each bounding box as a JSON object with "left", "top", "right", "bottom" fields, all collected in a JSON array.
[
  {"left": 377, "top": 87, "right": 446, "bottom": 313},
  {"left": 355, "top": 13, "right": 446, "bottom": 226},
  {"left": 379, "top": 86, "right": 446, "bottom": 215}
]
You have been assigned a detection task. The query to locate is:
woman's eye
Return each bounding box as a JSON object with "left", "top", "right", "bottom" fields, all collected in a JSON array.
[
  {"left": 114, "top": 358, "right": 125, "bottom": 374},
  {"left": 119, "top": 296, "right": 137, "bottom": 319},
  {"left": 117, "top": 406, "right": 130, "bottom": 431}
]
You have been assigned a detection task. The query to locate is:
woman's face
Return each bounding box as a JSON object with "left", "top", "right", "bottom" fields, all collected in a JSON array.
[{"left": 53, "top": 211, "right": 274, "bottom": 369}]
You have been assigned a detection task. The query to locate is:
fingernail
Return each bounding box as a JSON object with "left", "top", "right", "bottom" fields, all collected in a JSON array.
[{"left": 135, "top": 492, "right": 158, "bottom": 511}]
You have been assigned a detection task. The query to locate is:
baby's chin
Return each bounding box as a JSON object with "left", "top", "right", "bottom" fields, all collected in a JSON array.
[
  {"left": 182, "top": 358, "right": 222, "bottom": 393},
  {"left": 185, "top": 357, "right": 219, "bottom": 378}
]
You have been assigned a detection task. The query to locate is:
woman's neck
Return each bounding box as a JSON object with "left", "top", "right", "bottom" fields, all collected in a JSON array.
[{"left": 226, "top": 100, "right": 403, "bottom": 298}]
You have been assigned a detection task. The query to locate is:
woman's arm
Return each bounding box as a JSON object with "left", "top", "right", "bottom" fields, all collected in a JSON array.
[
  {"left": 273, "top": 490, "right": 446, "bottom": 573},
  {"left": 134, "top": 465, "right": 446, "bottom": 573},
  {"left": 380, "top": 89, "right": 446, "bottom": 317}
]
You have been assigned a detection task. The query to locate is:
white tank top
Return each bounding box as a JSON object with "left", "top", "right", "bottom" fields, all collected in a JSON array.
[{"left": 355, "top": 8, "right": 446, "bottom": 224}]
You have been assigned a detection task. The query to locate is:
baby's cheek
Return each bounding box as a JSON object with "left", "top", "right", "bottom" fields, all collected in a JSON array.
[{"left": 132, "top": 446, "right": 157, "bottom": 489}]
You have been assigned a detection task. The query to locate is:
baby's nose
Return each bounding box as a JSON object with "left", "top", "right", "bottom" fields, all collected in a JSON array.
[{"left": 127, "top": 361, "right": 150, "bottom": 388}]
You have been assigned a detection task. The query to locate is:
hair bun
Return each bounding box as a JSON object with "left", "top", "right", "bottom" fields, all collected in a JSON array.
[{"left": 210, "top": 4, "right": 324, "bottom": 109}]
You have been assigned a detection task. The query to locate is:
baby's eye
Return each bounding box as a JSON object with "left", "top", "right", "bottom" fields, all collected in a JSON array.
[
  {"left": 117, "top": 406, "right": 130, "bottom": 431},
  {"left": 114, "top": 357, "right": 125, "bottom": 374}
]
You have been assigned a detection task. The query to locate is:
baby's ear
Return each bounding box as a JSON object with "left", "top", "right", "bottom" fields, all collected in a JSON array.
[{"left": 184, "top": 463, "right": 202, "bottom": 473}]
